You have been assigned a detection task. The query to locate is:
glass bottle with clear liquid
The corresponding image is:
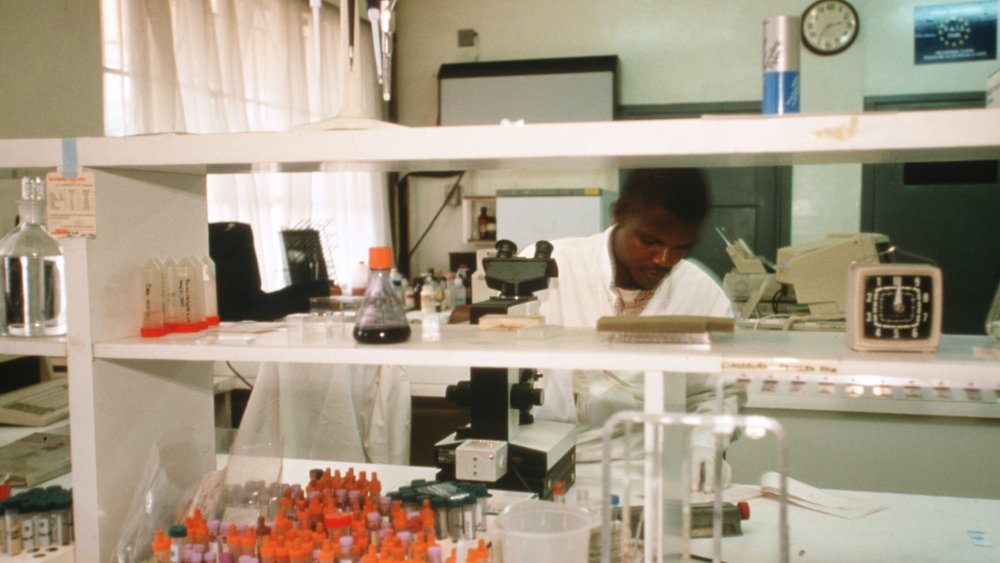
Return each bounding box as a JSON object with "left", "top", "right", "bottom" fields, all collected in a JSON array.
[
  {"left": 353, "top": 246, "right": 411, "bottom": 344},
  {"left": 0, "top": 177, "right": 66, "bottom": 337}
]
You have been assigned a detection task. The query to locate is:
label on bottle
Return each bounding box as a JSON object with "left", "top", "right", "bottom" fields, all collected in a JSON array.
[{"left": 45, "top": 171, "right": 97, "bottom": 238}]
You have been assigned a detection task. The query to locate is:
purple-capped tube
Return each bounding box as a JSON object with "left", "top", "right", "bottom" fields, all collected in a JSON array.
[{"left": 427, "top": 544, "right": 442, "bottom": 563}]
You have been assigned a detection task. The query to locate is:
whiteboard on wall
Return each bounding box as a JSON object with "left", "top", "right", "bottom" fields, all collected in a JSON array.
[
  {"left": 438, "top": 56, "right": 618, "bottom": 126},
  {"left": 496, "top": 188, "right": 613, "bottom": 252}
]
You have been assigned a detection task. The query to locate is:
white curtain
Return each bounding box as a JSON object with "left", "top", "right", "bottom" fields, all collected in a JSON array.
[{"left": 102, "top": 0, "right": 390, "bottom": 290}]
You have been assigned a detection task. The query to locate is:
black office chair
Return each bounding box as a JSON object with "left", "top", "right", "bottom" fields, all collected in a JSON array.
[{"left": 208, "top": 222, "right": 330, "bottom": 321}]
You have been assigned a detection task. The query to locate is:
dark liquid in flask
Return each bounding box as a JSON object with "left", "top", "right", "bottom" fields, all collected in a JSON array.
[{"left": 353, "top": 324, "right": 411, "bottom": 344}]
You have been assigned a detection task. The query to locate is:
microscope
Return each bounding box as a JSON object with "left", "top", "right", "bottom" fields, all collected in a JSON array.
[{"left": 433, "top": 240, "right": 577, "bottom": 499}]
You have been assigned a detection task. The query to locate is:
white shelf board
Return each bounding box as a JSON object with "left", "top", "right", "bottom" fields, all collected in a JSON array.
[
  {"left": 0, "top": 337, "right": 67, "bottom": 358},
  {"left": 93, "top": 326, "right": 1000, "bottom": 387},
  {"left": 0, "top": 138, "right": 62, "bottom": 170},
  {"left": 2, "top": 109, "right": 999, "bottom": 174}
]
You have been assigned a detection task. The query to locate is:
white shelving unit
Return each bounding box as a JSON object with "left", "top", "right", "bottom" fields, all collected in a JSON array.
[{"left": 0, "top": 110, "right": 999, "bottom": 561}]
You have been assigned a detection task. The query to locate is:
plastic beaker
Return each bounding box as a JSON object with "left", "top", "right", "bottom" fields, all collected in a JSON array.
[
  {"left": 310, "top": 295, "right": 362, "bottom": 337},
  {"left": 496, "top": 500, "right": 594, "bottom": 563}
]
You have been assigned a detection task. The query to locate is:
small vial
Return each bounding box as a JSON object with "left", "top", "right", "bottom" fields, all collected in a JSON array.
[
  {"left": 2, "top": 500, "right": 20, "bottom": 555},
  {"left": 552, "top": 481, "right": 565, "bottom": 503},
  {"left": 34, "top": 497, "right": 50, "bottom": 549},
  {"left": 19, "top": 499, "right": 33, "bottom": 552},
  {"left": 461, "top": 494, "right": 476, "bottom": 540},
  {"left": 471, "top": 484, "right": 488, "bottom": 534},
  {"left": 366, "top": 511, "right": 380, "bottom": 548},
  {"left": 421, "top": 311, "right": 441, "bottom": 341},
  {"left": 446, "top": 495, "right": 465, "bottom": 542},
  {"left": 431, "top": 496, "right": 448, "bottom": 541},
  {"left": 168, "top": 524, "right": 187, "bottom": 563},
  {"left": 338, "top": 535, "right": 354, "bottom": 562},
  {"left": 427, "top": 544, "right": 442, "bottom": 563},
  {"left": 151, "top": 530, "right": 170, "bottom": 562},
  {"left": 420, "top": 277, "right": 435, "bottom": 313}
]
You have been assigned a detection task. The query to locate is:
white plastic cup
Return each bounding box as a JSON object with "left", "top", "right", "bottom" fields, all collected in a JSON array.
[{"left": 496, "top": 501, "right": 593, "bottom": 563}]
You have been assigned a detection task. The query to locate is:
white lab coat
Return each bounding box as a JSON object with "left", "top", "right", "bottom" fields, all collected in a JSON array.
[
  {"left": 524, "top": 227, "right": 741, "bottom": 465},
  {"left": 232, "top": 363, "right": 411, "bottom": 469}
]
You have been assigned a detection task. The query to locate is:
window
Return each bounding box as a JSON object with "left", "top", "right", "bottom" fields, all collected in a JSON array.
[{"left": 101, "top": 0, "right": 389, "bottom": 290}]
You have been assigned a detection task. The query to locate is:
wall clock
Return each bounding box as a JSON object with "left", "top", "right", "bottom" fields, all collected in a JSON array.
[
  {"left": 801, "top": 0, "right": 860, "bottom": 55},
  {"left": 846, "top": 263, "right": 942, "bottom": 352}
]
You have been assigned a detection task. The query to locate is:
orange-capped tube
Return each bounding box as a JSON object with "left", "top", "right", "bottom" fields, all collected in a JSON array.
[
  {"left": 239, "top": 533, "right": 256, "bottom": 557},
  {"left": 151, "top": 530, "right": 170, "bottom": 563},
  {"left": 259, "top": 543, "right": 276, "bottom": 563},
  {"left": 317, "top": 546, "right": 335, "bottom": 563}
]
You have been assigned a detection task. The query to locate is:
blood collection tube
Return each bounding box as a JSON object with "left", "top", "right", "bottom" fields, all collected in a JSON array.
[
  {"left": 366, "top": 511, "right": 380, "bottom": 548},
  {"left": 461, "top": 495, "right": 475, "bottom": 540},
  {"left": 427, "top": 544, "right": 442, "bottom": 563},
  {"left": 431, "top": 496, "right": 447, "bottom": 540},
  {"left": 446, "top": 495, "right": 464, "bottom": 541},
  {"left": 19, "top": 498, "right": 33, "bottom": 552},
  {"left": 472, "top": 484, "right": 488, "bottom": 534},
  {"left": 34, "top": 495, "right": 50, "bottom": 548},
  {"left": 168, "top": 524, "right": 187, "bottom": 563},
  {"left": 338, "top": 535, "right": 354, "bottom": 562},
  {"left": 151, "top": 530, "right": 170, "bottom": 562},
  {"left": 3, "top": 498, "right": 21, "bottom": 556}
]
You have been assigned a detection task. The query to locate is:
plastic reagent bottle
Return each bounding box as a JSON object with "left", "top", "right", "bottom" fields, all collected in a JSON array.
[
  {"left": 141, "top": 258, "right": 168, "bottom": 337},
  {"left": 353, "top": 247, "right": 411, "bottom": 344},
  {"left": 173, "top": 257, "right": 202, "bottom": 332},
  {"left": 163, "top": 257, "right": 179, "bottom": 333},
  {"left": 0, "top": 177, "right": 66, "bottom": 337},
  {"left": 201, "top": 255, "right": 220, "bottom": 326}
]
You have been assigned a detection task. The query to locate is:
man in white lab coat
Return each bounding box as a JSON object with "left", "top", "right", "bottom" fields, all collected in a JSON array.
[{"left": 526, "top": 168, "right": 740, "bottom": 493}]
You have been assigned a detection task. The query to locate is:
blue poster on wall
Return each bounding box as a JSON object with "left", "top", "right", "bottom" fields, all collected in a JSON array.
[{"left": 915, "top": 1, "right": 997, "bottom": 64}]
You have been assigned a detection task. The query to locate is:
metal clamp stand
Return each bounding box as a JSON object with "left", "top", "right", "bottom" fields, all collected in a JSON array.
[{"left": 600, "top": 412, "right": 789, "bottom": 563}]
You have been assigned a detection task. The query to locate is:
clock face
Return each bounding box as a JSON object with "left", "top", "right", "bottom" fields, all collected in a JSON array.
[
  {"left": 846, "top": 263, "right": 943, "bottom": 352},
  {"left": 802, "top": 0, "right": 860, "bottom": 55},
  {"left": 862, "top": 274, "right": 935, "bottom": 340}
]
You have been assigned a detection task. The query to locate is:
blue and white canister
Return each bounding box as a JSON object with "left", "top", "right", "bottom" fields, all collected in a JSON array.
[{"left": 762, "top": 15, "right": 801, "bottom": 115}]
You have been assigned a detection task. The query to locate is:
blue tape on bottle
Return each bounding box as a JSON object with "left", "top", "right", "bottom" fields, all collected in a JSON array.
[
  {"left": 61, "top": 138, "right": 78, "bottom": 178},
  {"left": 763, "top": 71, "right": 800, "bottom": 115}
]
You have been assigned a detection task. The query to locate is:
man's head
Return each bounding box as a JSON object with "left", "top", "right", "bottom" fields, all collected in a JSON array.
[{"left": 611, "top": 168, "right": 710, "bottom": 290}]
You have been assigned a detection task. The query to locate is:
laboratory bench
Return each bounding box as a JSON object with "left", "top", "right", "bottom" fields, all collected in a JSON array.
[
  {"left": 1, "top": 109, "right": 1000, "bottom": 561},
  {"left": 2, "top": 453, "right": 997, "bottom": 562}
]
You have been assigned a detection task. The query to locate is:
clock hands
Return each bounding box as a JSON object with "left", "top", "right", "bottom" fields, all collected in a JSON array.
[{"left": 893, "top": 284, "right": 905, "bottom": 313}]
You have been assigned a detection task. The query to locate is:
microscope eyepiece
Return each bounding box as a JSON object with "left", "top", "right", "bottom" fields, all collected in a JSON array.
[
  {"left": 494, "top": 239, "right": 517, "bottom": 258},
  {"left": 533, "top": 240, "right": 554, "bottom": 260}
]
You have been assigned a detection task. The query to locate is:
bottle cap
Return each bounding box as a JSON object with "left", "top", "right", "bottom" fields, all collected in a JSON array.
[
  {"left": 738, "top": 500, "right": 751, "bottom": 520},
  {"left": 168, "top": 524, "right": 188, "bottom": 539},
  {"left": 140, "top": 326, "right": 169, "bottom": 338},
  {"left": 369, "top": 246, "right": 393, "bottom": 270}
]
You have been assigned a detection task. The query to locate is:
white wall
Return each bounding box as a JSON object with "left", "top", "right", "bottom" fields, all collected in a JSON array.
[
  {"left": 0, "top": 0, "right": 104, "bottom": 139},
  {"left": 395, "top": 0, "right": 1000, "bottom": 274},
  {"left": 0, "top": 0, "right": 104, "bottom": 235}
]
